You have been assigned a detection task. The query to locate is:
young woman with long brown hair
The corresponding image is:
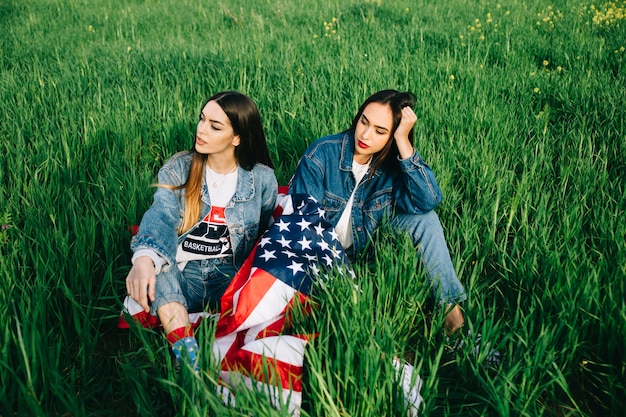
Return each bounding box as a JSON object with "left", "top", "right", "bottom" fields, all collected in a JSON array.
[{"left": 126, "top": 91, "right": 277, "bottom": 366}]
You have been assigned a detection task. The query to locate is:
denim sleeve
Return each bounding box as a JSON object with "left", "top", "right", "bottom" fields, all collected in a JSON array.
[
  {"left": 289, "top": 153, "right": 325, "bottom": 203},
  {"left": 130, "top": 163, "right": 184, "bottom": 268},
  {"left": 260, "top": 172, "right": 278, "bottom": 231},
  {"left": 394, "top": 150, "right": 443, "bottom": 213}
]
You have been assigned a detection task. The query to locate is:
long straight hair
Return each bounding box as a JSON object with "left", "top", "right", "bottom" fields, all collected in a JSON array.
[
  {"left": 163, "top": 91, "right": 273, "bottom": 234},
  {"left": 349, "top": 90, "right": 417, "bottom": 175}
]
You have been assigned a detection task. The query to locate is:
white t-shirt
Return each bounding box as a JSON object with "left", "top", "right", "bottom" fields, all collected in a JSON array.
[
  {"left": 174, "top": 167, "right": 238, "bottom": 270},
  {"left": 335, "top": 160, "right": 370, "bottom": 249}
]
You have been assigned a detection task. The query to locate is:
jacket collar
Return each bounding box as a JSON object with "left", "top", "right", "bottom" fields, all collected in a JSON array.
[
  {"left": 339, "top": 131, "right": 355, "bottom": 171},
  {"left": 232, "top": 166, "right": 255, "bottom": 202}
]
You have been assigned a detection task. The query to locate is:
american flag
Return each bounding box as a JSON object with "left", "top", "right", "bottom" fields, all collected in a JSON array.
[
  {"left": 119, "top": 192, "right": 422, "bottom": 415},
  {"left": 213, "top": 192, "right": 354, "bottom": 415}
]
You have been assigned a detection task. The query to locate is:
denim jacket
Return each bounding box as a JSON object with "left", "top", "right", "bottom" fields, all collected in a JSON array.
[
  {"left": 289, "top": 131, "right": 442, "bottom": 251},
  {"left": 131, "top": 151, "right": 277, "bottom": 271}
]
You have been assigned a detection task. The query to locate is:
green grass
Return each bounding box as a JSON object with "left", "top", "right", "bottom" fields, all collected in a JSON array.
[{"left": 1, "top": 0, "right": 624, "bottom": 415}]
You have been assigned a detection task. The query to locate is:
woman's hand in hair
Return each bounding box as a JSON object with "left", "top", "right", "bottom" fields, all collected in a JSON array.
[
  {"left": 395, "top": 106, "right": 418, "bottom": 159},
  {"left": 126, "top": 256, "right": 156, "bottom": 313}
]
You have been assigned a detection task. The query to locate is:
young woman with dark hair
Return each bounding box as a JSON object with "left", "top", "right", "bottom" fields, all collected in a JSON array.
[
  {"left": 290, "top": 89, "right": 466, "bottom": 334},
  {"left": 126, "top": 91, "right": 277, "bottom": 366}
]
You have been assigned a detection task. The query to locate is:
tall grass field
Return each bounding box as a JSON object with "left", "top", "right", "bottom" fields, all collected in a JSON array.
[{"left": 1, "top": 0, "right": 624, "bottom": 415}]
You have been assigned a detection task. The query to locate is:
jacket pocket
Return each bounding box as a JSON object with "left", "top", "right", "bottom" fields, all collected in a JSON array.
[
  {"left": 321, "top": 191, "right": 346, "bottom": 224},
  {"left": 362, "top": 191, "right": 392, "bottom": 231}
]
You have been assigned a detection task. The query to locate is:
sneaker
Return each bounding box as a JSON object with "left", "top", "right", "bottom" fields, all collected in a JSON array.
[{"left": 172, "top": 336, "right": 200, "bottom": 372}]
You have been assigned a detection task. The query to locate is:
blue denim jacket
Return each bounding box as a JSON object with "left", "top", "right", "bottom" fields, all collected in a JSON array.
[
  {"left": 289, "top": 131, "right": 442, "bottom": 251},
  {"left": 131, "top": 151, "right": 277, "bottom": 270}
]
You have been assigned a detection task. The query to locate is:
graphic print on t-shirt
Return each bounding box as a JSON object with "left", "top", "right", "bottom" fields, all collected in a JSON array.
[{"left": 180, "top": 207, "right": 232, "bottom": 258}]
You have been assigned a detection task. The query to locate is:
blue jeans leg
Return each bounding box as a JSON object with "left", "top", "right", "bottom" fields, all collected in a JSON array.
[
  {"left": 390, "top": 211, "right": 466, "bottom": 306},
  {"left": 180, "top": 259, "right": 236, "bottom": 312},
  {"left": 150, "top": 265, "right": 188, "bottom": 316},
  {"left": 150, "top": 258, "right": 237, "bottom": 315}
]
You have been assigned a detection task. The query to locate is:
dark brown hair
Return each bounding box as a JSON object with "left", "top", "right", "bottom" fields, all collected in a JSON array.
[{"left": 349, "top": 89, "right": 417, "bottom": 174}]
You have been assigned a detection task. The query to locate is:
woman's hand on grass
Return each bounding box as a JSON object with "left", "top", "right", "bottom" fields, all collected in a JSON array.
[{"left": 126, "top": 256, "right": 156, "bottom": 313}]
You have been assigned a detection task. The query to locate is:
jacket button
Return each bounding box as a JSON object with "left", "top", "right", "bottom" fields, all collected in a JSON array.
[{"left": 356, "top": 227, "right": 362, "bottom": 232}]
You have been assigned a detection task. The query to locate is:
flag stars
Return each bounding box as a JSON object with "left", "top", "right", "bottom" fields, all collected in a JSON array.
[
  {"left": 277, "top": 235, "right": 292, "bottom": 248},
  {"left": 276, "top": 219, "right": 291, "bottom": 232},
  {"left": 303, "top": 253, "right": 317, "bottom": 262},
  {"left": 296, "top": 200, "right": 307, "bottom": 215},
  {"left": 297, "top": 236, "right": 312, "bottom": 250},
  {"left": 259, "top": 249, "right": 276, "bottom": 261},
  {"left": 287, "top": 260, "right": 305, "bottom": 275},
  {"left": 250, "top": 195, "right": 358, "bottom": 295},
  {"left": 296, "top": 217, "right": 312, "bottom": 231},
  {"left": 317, "top": 239, "right": 330, "bottom": 252}
]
